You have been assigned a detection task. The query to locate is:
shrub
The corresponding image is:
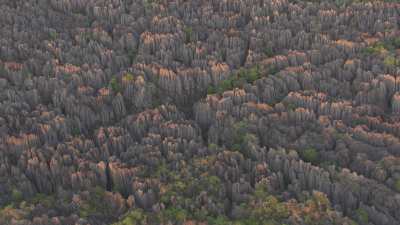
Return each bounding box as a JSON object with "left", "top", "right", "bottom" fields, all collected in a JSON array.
[
  {"left": 356, "top": 208, "right": 369, "bottom": 224},
  {"left": 79, "top": 186, "right": 114, "bottom": 218},
  {"left": 11, "top": 189, "right": 23, "bottom": 203},
  {"left": 392, "top": 37, "right": 400, "bottom": 49},
  {"left": 232, "top": 121, "right": 248, "bottom": 146},
  {"left": 163, "top": 207, "right": 188, "bottom": 223},
  {"left": 252, "top": 195, "right": 289, "bottom": 221},
  {"left": 363, "top": 37, "right": 400, "bottom": 57},
  {"left": 264, "top": 47, "right": 274, "bottom": 57},
  {"left": 71, "top": 126, "right": 80, "bottom": 136},
  {"left": 207, "top": 66, "right": 261, "bottom": 95},
  {"left": 49, "top": 30, "right": 58, "bottom": 40},
  {"left": 268, "top": 65, "right": 279, "bottom": 75},
  {"left": 113, "top": 209, "right": 147, "bottom": 225},
  {"left": 127, "top": 50, "right": 137, "bottom": 64},
  {"left": 122, "top": 73, "right": 134, "bottom": 82},
  {"left": 244, "top": 66, "right": 261, "bottom": 83},
  {"left": 207, "top": 215, "right": 231, "bottom": 225},
  {"left": 220, "top": 79, "right": 233, "bottom": 91},
  {"left": 395, "top": 179, "right": 400, "bottom": 192},
  {"left": 110, "top": 77, "right": 122, "bottom": 93},
  {"left": 301, "top": 148, "right": 319, "bottom": 164},
  {"left": 254, "top": 182, "right": 269, "bottom": 200},
  {"left": 184, "top": 27, "right": 193, "bottom": 43},
  {"left": 362, "top": 42, "right": 386, "bottom": 55},
  {"left": 384, "top": 56, "right": 398, "bottom": 67},
  {"left": 207, "top": 86, "right": 217, "bottom": 95},
  {"left": 208, "top": 143, "right": 219, "bottom": 151}
]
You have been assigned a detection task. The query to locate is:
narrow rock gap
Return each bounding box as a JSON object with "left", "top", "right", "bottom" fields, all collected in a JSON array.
[{"left": 105, "top": 161, "right": 113, "bottom": 192}]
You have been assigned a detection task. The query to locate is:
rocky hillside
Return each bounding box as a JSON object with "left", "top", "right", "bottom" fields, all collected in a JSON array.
[{"left": 0, "top": 0, "right": 400, "bottom": 224}]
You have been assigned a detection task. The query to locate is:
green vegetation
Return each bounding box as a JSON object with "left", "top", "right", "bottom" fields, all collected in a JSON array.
[
  {"left": 112, "top": 209, "right": 148, "bottom": 225},
  {"left": 110, "top": 77, "right": 122, "bottom": 93},
  {"left": 207, "top": 215, "right": 231, "bottom": 225},
  {"left": 231, "top": 121, "right": 250, "bottom": 151},
  {"left": 184, "top": 27, "right": 193, "bottom": 44},
  {"left": 292, "top": 0, "right": 400, "bottom": 6},
  {"left": 11, "top": 189, "right": 23, "bottom": 203},
  {"left": 383, "top": 55, "right": 399, "bottom": 67},
  {"left": 208, "top": 143, "right": 220, "bottom": 151},
  {"left": 122, "top": 73, "right": 135, "bottom": 82},
  {"left": 112, "top": 181, "right": 356, "bottom": 225},
  {"left": 301, "top": 148, "right": 319, "bottom": 164},
  {"left": 71, "top": 126, "right": 80, "bottom": 136},
  {"left": 360, "top": 37, "right": 400, "bottom": 68},
  {"left": 30, "top": 193, "right": 56, "bottom": 208},
  {"left": 79, "top": 186, "right": 114, "bottom": 219},
  {"left": 264, "top": 46, "right": 274, "bottom": 57},
  {"left": 49, "top": 30, "right": 58, "bottom": 40},
  {"left": 0, "top": 193, "right": 58, "bottom": 224},
  {"left": 163, "top": 207, "right": 188, "bottom": 223},
  {"left": 362, "top": 42, "right": 387, "bottom": 55},
  {"left": 229, "top": 121, "right": 260, "bottom": 158},
  {"left": 252, "top": 195, "right": 290, "bottom": 222},
  {"left": 143, "top": 0, "right": 153, "bottom": 12},
  {"left": 356, "top": 208, "right": 369, "bottom": 224},
  {"left": 286, "top": 103, "right": 297, "bottom": 111},
  {"left": 362, "top": 37, "right": 400, "bottom": 56},
  {"left": 207, "top": 66, "right": 261, "bottom": 95},
  {"left": 127, "top": 50, "right": 137, "bottom": 64},
  {"left": 395, "top": 179, "right": 400, "bottom": 192}
]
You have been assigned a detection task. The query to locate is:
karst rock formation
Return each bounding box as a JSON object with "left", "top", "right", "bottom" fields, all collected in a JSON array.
[{"left": 0, "top": 0, "right": 400, "bottom": 224}]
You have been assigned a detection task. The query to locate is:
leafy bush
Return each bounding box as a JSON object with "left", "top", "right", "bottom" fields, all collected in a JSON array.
[
  {"left": 356, "top": 208, "right": 369, "bottom": 224},
  {"left": 207, "top": 66, "right": 261, "bottom": 95},
  {"left": 184, "top": 27, "right": 193, "bottom": 43},
  {"left": 207, "top": 86, "right": 217, "bottom": 95},
  {"left": 207, "top": 215, "right": 231, "bottom": 225},
  {"left": 127, "top": 50, "right": 137, "bottom": 64},
  {"left": 254, "top": 182, "right": 269, "bottom": 200},
  {"left": 362, "top": 42, "right": 386, "bottom": 55},
  {"left": 122, "top": 73, "right": 135, "bottom": 82},
  {"left": 384, "top": 56, "right": 399, "bottom": 67},
  {"left": 163, "top": 207, "right": 188, "bottom": 223},
  {"left": 264, "top": 46, "right": 274, "bottom": 57},
  {"left": 301, "top": 148, "right": 319, "bottom": 164},
  {"left": 11, "top": 189, "right": 23, "bottom": 203},
  {"left": 231, "top": 121, "right": 249, "bottom": 149},
  {"left": 362, "top": 37, "right": 400, "bottom": 56},
  {"left": 268, "top": 65, "right": 279, "bottom": 75},
  {"left": 252, "top": 195, "right": 289, "bottom": 222},
  {"left": 395, "top": 179, "right": 400, "bottom": 192},
  {"left": 49, "top": 30, "right": 58, "bottom": 40},
  {"left": 110, "top": 77, "right": 122, "bottom": 93},
  {"left": 31, "top": 193, "right": 55, "bottom": 208},
  {"left": 71, "top": 126, "right": 80, "bottom": 136},
  {"left": 79, "top": 186, "right": 114, "bottom": 218},
  {"left": 113, "top": 209, "right": 147, "bottom": 225}
]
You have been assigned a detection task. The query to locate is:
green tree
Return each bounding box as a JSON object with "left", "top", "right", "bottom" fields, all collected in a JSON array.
[
  {"left": 301, "top": 148, "right": 319, "bottom": 164},
  {"left": 395, "top": 179, "right": 400, "bottom": 192},
  {"left": 113, "top": 209, "right": 147, "bottom": 225},
  {"left": 110, "top": 77, "right": 122, "bottom": 93},
  {"left": 356, "top": 208, "right": 369, "bottom": 224},
  {"left": 184, "top": 27, "right": 193, "bottom": 43},
  {"left": 163, "top": 207, "right": 188, "bottom": 223},
  {"left": 11, "top": 189, "right": 23, "bottom": 203},
  {"left": 384, "top": 56, "right": 398, "bottom": 67}
]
